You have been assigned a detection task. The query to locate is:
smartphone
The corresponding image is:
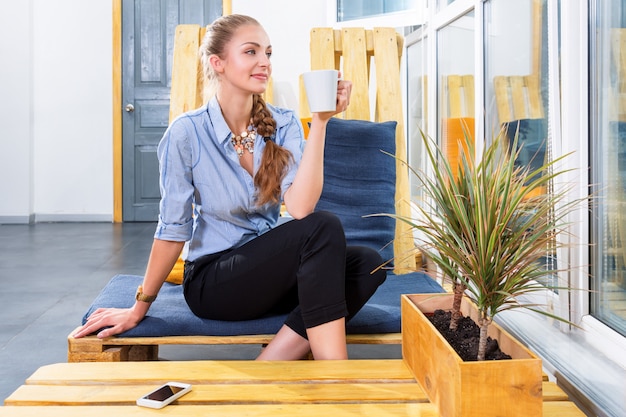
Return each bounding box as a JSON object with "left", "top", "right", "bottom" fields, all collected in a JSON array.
[{"left": 136, "top": 382, "right": 192, "bottom": 409}]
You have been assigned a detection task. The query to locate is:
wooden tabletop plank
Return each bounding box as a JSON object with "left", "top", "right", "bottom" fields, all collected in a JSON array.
[
  {"left": 26, "top": 360, "right": 415, "bottom": 385},
  {"left": 542, "top": 381, "right": 570, "bottom": 401},
  {"left": 6, "top": 381, "right": 568, "bottom": 406},
  {"left": 0, "top": 402, "right": 587, "bottom": 417},
  {"left": 5, "top": 382, "right": 427, "bottom": 406},
  {"left": 0, "top": 403, "right": 441, "bottom": 417},
  {"left": 543, "top": 401, "right": 588, "bottom": 416}
]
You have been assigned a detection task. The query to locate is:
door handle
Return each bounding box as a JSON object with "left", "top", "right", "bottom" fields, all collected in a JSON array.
[{"left": 125, "top": 103, "right": 135, "bottom": 113}]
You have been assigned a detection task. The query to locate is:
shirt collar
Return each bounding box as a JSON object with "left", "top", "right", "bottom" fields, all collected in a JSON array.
[
  {"left": 207, "top": 95, "right": 293, "bottom": 143},
  {"left": 208, "top": 97, "right": 232, "bottom": 145}
]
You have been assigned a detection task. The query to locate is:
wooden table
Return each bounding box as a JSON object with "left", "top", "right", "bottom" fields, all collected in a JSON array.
[{"left": 2, "top": 359, "right": 586, "bottom": 416}]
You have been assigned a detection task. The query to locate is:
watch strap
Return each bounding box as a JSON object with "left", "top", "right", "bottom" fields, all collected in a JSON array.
[{"left": 135, "top": 285, "right": 157, "bottom": 303}]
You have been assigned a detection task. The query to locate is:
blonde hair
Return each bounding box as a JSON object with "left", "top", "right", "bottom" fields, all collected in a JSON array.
[{"left": 200, "top": 15, "right": 293, "bottom": 206}]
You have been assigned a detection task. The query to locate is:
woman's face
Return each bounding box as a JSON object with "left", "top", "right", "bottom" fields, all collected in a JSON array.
[{"left": 217, "top": 24, "right": 272, "bottom": 95}]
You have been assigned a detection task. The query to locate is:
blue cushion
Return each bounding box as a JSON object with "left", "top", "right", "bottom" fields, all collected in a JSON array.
[
  {"left": 315, "top": 118, "right": 397, "bottom": 266},
  {"left": 83, "top": 272, "right": 443, "bottom": 337}
]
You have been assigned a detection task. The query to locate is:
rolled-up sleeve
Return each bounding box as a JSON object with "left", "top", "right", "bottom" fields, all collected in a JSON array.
[{"left": 154, "top": 118, "right": 195, "bottom": 242}]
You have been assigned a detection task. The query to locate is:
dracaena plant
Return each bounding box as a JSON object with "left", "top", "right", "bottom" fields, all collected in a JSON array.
[{"left": 388, "top": 127, "right": 582, "bottom": 360}]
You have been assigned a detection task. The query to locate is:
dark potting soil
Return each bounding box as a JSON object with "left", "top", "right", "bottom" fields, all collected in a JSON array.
[{"left": 428, "top": 309, "right": 512, "bottom": 361}]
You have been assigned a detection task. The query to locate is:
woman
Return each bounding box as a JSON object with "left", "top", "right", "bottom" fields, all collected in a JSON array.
[{"left": 74, "top": 14, "right": 386, "bottom": 360}]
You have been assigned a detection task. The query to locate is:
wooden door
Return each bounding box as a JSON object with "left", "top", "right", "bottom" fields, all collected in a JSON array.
[{"left": 121, "top": 0, "right": 221, "bottom": 221}]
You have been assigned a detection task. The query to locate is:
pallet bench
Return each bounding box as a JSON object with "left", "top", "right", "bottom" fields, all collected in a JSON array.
[
  {"left": 68, "top": 272, "right": 444, "bottom": 362},
  {"left": 2, "top": 359, "right": 587, "bottom": 416}
]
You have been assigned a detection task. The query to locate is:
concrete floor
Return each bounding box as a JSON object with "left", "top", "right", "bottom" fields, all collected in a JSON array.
[{"left": 0, "top": 222, "right": 400, "bottom": 404}]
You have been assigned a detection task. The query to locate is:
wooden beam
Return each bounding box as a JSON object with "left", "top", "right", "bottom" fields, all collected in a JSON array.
[{"left": 112, "top": 0, "right": 122, "bottom": 223}]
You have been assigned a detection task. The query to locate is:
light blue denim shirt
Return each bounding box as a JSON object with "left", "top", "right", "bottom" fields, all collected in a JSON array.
[{"left": 154, "top": 97, "right": 304, "bottom": 262}]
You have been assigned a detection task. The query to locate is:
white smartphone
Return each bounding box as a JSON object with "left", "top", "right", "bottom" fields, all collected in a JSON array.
[{"left": 136, "top": 381, "right": 192, "bottom": 409}]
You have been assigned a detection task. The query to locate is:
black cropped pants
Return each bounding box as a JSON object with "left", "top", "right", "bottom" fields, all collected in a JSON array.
[{"left": 183, "top": 211, "right": 386, "bottom": 338}]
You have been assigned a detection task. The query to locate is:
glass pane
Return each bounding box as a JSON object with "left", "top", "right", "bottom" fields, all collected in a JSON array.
[
  {"left": 436, "top": 0, "right": 457, "bottom": 12},
  {"left": 591, "top": 0, "right": 626, "bottom": 337},
  {"left": 407, "top": 36, "right": 427, "bottom": 202},
  {"left": 437, "top": 11, "right": 475, "bottom": 176},
  {"left": 337, "top": 0, "right": 418, "bottom": 21},
  {"left": 484, "top": 0, "right": 548, "bottom": 142},
  {"left": 483, "top": 0, "right": 558, "bottom": 289}
]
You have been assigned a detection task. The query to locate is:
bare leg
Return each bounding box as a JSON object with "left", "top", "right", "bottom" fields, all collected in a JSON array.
[
  {"left": 307, "top": 318, "right": 348, "bottom": 360},
  {"left": 257, "top": 318, "right": 348, "bottom": 360},
  {"left": 256, "top": 325, "right": 311, "bottom": 360}
]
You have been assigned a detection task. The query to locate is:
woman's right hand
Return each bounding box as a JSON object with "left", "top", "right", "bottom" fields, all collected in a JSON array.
[
  {"left": 72, "top": 305, "right": 145, "bottom": 339},
  {"left": 313, "top": 78, "right": 352, "bottom": 121},
  {"left": 72, "top": 239, "right": 184, "bottom": 339}
]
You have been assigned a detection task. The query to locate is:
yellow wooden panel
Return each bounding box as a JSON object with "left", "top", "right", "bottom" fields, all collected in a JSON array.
[
  {"left": 372, "top": 27, "right": 415, "bottom": 273},
  {"left": 310, "top": 28, "right": 336, "bottom": 70},
  {"left": 462, "top": 75, "right": 475, "bottom": 117},
  {"left": 525, "top": 74, "right": 544, "bottom": 119},
  {"left": 494, "top": 75, "right": 544, "bottom": 124},
  {"left": 28, "top": 360, "right": 415, "bottom": 385},
  {"left": 112, "top": 0, "right": 123, "bottom": 223},
  {"left": 610, "top": 29, "right": 626, "bottom": 121},
  {"left": 6, "top": 382, "right": 426, "bottom": 406},
  {"left": 542, "top": 402, "right": 588, "bottom": 417},
  {"left": 300, "top": 27, "right": 337, "bottom": 120},
  {"left": 341, "top": 28, "right": 370, "bottom": 120},
  {"left": 169, "top": 24, "right": 203, "bottom": 123},
  {"left": 0, "top": 401, "right": 586, "bottom": 417},
  {"left": 262, "top": 76, "right": 273, "bottom": 105},
  {"left": 6, "top": 379, "right": 569, "bottom": 407},
  {"left": 446, "top": 75, "right": 463, "bottom": 118},
  {"left": 510, "top": 76, "right": 527, "bottom": 120},
  {"left": 494, "top": 76, "right": 513, "bottom": 123},
  {"left": 0, "top": 404, "right": 442, "bottom": 417}
]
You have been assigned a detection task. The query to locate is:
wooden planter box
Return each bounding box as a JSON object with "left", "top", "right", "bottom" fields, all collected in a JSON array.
[{"left": 401, "top": 294, "right": 543, "bottom": 417}]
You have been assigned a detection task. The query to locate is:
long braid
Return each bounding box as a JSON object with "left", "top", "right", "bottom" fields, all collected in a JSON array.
[{"left": 251, "top": 94, "right": 293, "bottom": 205}]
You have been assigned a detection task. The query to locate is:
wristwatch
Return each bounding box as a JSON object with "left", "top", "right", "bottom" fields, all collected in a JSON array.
[{"left": 135, "top": 285, "right": 157, "bottom": 303}]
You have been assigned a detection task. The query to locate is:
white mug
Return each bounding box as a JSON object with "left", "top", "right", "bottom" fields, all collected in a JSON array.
[{"left": 302, "top": 69, "right": 339, "bottom": 112}]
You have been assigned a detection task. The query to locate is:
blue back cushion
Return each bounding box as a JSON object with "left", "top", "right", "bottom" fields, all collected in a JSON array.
[
  {"left": 503, "top": 118, "right": 547, "bottom": 175},
  {"left": 315, "top": 118, "right": 397, "bottom": 266}
]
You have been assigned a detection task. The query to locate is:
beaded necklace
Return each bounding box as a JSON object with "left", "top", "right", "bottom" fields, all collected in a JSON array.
[{"left": 231, "top": 125, "right": 256, "bottom": 157}]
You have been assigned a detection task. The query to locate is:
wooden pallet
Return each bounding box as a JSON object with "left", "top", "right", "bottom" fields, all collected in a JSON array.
[{"left": 67, "top": 328, "right": 400, "bottom": 362}]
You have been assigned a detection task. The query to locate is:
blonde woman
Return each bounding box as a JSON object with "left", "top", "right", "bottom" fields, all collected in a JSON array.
[{"left": 75, "top": 14, "right": 385, "bottom": 360}]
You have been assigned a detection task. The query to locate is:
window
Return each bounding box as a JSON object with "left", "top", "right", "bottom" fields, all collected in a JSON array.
[
  {"left": 337, "top": 0, "right": 419, "bottom": 21},
  {"left": 332, "top": 0, "right": 423, "bottom": 28},
  {"left": 590, "top": 0, "right": 626, "bottom": 337}
]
